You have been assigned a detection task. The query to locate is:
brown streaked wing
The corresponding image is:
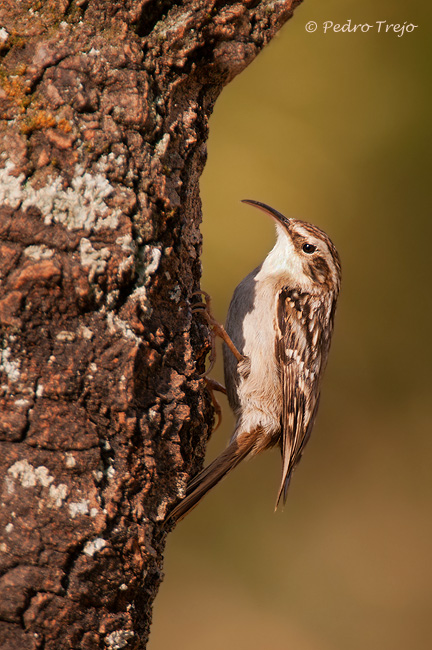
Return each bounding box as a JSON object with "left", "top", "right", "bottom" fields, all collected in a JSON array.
[{"left": 275, "top": 288, "right": 324, "bottom": 506}]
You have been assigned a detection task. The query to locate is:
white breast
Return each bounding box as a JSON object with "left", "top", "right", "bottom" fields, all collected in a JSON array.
[{"left": 232, "top": 275, "right": 282, "bottom": 440}]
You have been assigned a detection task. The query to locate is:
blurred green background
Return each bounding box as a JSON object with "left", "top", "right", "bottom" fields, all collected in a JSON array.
[{"left": 150, "top": 1, "right": 432, "bottom": 648}]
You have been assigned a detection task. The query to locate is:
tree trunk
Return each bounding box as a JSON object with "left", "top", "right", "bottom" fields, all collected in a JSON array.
[{"left": 0, "top": 1, "right": 302, "bottom": 648}]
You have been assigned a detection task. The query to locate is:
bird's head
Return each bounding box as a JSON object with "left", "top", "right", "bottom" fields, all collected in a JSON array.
[{"left": 242, "top": 199, "right": 341, "bottom": 295}]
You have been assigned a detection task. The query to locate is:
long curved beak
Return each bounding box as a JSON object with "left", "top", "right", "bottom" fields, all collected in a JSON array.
[{"left": 241, "top": 199, "right": 290, "bottom": 227}]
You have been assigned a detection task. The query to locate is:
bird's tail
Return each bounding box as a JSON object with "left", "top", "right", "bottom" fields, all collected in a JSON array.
[{"left": 168, "top": 429, "right": 260, "bottom": 523}]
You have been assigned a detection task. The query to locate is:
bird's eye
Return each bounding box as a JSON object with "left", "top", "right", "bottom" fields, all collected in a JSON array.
[{"left": 302, "top": 243, "right": 316, "bottom": 254}]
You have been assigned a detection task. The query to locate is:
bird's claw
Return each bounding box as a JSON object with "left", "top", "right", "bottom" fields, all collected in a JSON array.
[
  {"left": 192, "top": 289, "right": 245, "bottom": 375},
  {"left": 205, "top": 378, "right": 227, "bottom": 431}
]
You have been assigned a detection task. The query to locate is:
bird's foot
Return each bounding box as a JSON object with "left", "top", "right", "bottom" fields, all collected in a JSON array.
[
  {"left": 191, "top": 290, "right": 245, "bottom": 365},
  {"left": 192, "top": 291, "right": 218, "bottom": 375}
]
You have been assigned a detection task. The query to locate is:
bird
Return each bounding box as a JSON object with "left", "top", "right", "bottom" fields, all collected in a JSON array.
[{"left": 169, "top": 199, "right": 341, "bottom": 522}]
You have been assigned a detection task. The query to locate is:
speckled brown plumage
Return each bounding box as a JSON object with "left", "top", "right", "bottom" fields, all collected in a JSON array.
[{"left": 170, "top": 200, "right": 341, "bottom": 522}]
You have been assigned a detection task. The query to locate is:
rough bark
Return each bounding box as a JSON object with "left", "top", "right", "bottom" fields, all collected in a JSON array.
[{"left": 0, "top": 1, "right": 302, "bottom": 648}]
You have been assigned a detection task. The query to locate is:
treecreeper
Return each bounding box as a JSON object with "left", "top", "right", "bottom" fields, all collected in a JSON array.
[{"left": 170, "top": 200, "right": 341, "bottom": 522}]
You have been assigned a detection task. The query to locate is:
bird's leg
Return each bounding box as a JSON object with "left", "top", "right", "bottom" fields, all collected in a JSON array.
[
  {"left": 192, "top": 291, "right": 245, "bottom": 364},
  {"left": 205, "top": 378, "right": 226, "bottom": 431},
  {"left": 205, "top": 377, "right": 227, "bottom": 395},
  {"left": 192, "top": 291, "right": 244, "bottom": 432}
]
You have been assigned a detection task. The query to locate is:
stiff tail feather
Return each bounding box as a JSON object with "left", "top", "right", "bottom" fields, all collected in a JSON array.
[
  {"left": 168, "top": 430, "right": 259, "bottom": 523},
  {"left": 275, "top": 396, "right": 321, "bottom": 509}
]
